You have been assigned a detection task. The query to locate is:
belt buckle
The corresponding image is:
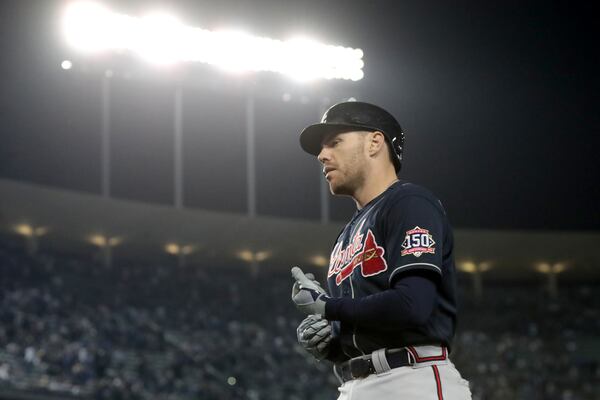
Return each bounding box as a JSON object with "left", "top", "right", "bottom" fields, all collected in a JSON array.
[{"left": 349, "top": 358, "right": 371, "bottom": 379}]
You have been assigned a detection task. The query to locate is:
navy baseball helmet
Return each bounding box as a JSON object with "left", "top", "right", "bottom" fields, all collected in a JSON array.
[{"left": 299, "top": 101, "right": 405, "bottom": 172}]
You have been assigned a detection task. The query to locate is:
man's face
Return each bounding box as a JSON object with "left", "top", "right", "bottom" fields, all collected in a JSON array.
[{"left": 318, "top": 131, "right": 368, "bottom": 196}]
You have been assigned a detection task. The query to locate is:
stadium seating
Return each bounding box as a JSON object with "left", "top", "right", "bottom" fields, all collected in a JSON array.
[{"left": 1, "top": 238, "right": 598, "bottom": 400}]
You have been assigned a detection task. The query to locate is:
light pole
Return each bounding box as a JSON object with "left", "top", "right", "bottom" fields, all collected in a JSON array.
[
  {"left": 101, "top": 73, "right": 111, "bottom": 198},
  {"left": 174, "top": 85, "right": 184, "bottom": 209},
  {"left": 318, "top": 99, "right": 330, "bottom": 224},
  {"left": 246, "top": 92, "right": 256, "bottom": 218}
]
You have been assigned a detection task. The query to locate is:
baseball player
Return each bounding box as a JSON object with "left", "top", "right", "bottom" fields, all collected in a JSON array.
[{"left": 291, "top": 102, "right": 472, "bottom": 399}]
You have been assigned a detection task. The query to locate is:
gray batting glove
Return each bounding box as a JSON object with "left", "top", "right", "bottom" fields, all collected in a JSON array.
[
  {"left": 304, "top": 273, "right": 323, "bottom": 288},
  {"left": 297, "top": 314, "right": 332, "bottom": 360},
  {"left": 291, "top": 266, "right": 329, "bottom": 316}
]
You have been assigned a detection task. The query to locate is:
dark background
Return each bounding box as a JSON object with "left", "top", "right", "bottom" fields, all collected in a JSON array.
[{"left": 1, "top": 0, "right": 598, "bottom": 229}]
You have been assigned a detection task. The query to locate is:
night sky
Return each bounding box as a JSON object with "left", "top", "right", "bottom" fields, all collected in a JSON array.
[{"left": 1, "top": 0, "right": 598, "bottom": 230}]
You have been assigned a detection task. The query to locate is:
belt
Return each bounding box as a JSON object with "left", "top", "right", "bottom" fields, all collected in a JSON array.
[{"left": 334, "top": 348, "right": 413, "bottom": 383}]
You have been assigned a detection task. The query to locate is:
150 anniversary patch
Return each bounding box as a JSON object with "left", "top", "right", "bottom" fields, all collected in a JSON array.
[{"left": 401, "top": 226, "right": 435, "bottom": 257}]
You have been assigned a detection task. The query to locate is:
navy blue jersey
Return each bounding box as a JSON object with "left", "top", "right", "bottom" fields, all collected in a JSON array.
[{"left": 326, "top": 180, "right": 458, "bottom": 358}]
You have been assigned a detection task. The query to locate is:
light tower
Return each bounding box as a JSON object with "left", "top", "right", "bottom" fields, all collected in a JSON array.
[
  {"left": 89, "top": 234, "right": 122, "bottom": 268},
  {"left": 535, "top": 262, "right": 567, "bottom": 299},
  {"left": 458, "top": 261, "right": 492, "bottom": 300},
  {"left": 14, "top": 224, "right": 49, "bottom": 256}
]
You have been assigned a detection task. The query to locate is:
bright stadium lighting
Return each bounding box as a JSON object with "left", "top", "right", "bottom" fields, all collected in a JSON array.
[
  {"left": 237, "top": 249, "right": 271, "bottom": 263},
  {"left": 88, "top": 234, "right": 122, "bottom": 247},
  {"left": 108, "top": 237, "right": 122, "bottom": 246},
  {"left": 458, "top": 261, "right": 492, "bottom": 274},
  {"left": 89, "top": 234, "right": 107, "bottom": 247},
  {"left": 61, "top": 60, "right": 73, "bottom": 70},
  {"left": 165, "top": 243, "right": 181, "bottom": 255},
  {"left": 13, "top": 224, "right": 49, "bottom": 238},
  {"left": 135, "top": 13, "right": 186, "bottom": 65},
  {"left": 535, "top": 262, "right": 567, "bottom": 274},
  {"left": 61, "top": 1, "right": 364, "bottom": 80},
  {"left": 237, "top": 250, "right": 254, "bottom": 263},
  {"left": 310, "top": 255, "right": 329, "bottom": 268},
  {"left": 63, "top": 2, "right": 113, "bottom": 52},
  {"left": 479, "top": 262, "right": 492, "bottom": 272},
  {"left": 34, "top": 227, "right": 49, "bottom": 236},
  {"left": 458, "top": 261, "right": 477, "bottom": 274},
  {"left": 165, "top": 243, "right": 196, "bottom": 255},
  {"left": 552, "top": 263, "right": 566, "bottom": 273},
  {"left": 14, "top": 224, "right": 34, "bottom": 237},
  {"left": 254, "top": 250, "right": 271, "bottom": 262}
]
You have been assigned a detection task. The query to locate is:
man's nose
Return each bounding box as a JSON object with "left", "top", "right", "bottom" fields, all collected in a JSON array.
[{"left": 318, "top": 147, "right": 330, "bottom": 164}]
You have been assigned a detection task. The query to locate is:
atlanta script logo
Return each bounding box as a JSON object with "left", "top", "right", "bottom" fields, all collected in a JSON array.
[{"left": 328, "top": 220, "right": 388, "bottom": 285}]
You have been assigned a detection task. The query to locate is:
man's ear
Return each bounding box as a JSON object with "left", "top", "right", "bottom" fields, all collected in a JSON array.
[{"left": 367, "top": 131, "right": 386, "bottom": 156}]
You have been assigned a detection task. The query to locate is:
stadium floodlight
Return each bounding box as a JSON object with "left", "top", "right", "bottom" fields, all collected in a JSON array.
[
  {"left": 535, "top": 262, "right": 566, "bottom": 274},
  {"left": 458, "top": 261, "right": 492, "bottom": 274},
  {"left": 458, "top": 261, "right": 477, "bottom": 273},
  {"left": 309, "top": 255, "right": 329, "bottom": 267},
  {"left": 62, "top": 1, "right": 364, "bottom": 81},
  {"left": 165, "top": 243, "right": 196, "bottom": 255},
  {"left": 237, "top": 250, "right": 271, "bottom": 263},
  {"left": 88, "top": 234, "right": 122, "bottom": 247},
  {"left": 14, "top": 224, "right": 34, "bottom": 237},
  {"left": 14, "top": 224, "right": 49, "bottom": 237}
]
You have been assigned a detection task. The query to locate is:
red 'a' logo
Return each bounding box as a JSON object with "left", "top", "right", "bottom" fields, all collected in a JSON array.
[{"left": 329, "top": 229, "right": 388, "bottom": 286}]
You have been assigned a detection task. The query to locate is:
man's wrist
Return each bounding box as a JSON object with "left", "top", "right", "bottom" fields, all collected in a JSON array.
[{"left": 323, "top": 296, "right": 342, "bottom": 320}]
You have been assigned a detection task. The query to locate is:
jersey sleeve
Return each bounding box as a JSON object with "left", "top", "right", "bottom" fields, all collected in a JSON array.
[{"left": 382, "top": 194, "right": 444, "bottom": 286}]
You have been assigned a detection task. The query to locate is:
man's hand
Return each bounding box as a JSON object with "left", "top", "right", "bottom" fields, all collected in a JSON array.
[
  {"left": 291, "top": 266, "right": 328, "bottom": 316},
  {"left": 297, "top": 314, "right": 332, "bottom": 360}
]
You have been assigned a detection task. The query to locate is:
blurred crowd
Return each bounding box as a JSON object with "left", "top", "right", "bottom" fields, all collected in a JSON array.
[
  {"left": 453, "top": 284, "right": 599, "bottom": 400},
  {"left": 0, "top": 238, "right": 598, "bottom": 400}
]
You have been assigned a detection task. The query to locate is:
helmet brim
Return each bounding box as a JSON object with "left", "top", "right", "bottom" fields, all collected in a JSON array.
[{"left": 299, "top": 123, "right": 376, "bottom": 156}]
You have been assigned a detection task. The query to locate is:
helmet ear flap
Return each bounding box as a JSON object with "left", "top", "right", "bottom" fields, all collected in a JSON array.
[{"left": 388, "top": 134, "right": 403, "bottom": 173}]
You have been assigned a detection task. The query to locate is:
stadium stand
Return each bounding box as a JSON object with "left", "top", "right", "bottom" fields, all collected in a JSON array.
[{"left": 1, "top": 237, "right": 598, "bottom": 400}]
